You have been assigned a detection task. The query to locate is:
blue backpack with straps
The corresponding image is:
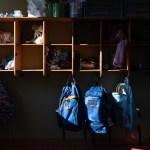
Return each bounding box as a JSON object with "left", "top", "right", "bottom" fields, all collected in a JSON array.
[
  {"left": 56, "top": 77, "right": 84, "bottom": 131},
  {"left": 112, "top": 77, "right": 139, "bottom": 129},
  {"left": 84, "top": 83, "right": 113, "bottom": 134}
]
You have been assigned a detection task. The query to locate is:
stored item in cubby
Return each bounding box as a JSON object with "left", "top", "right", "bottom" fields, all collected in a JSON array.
[
  {"left": 0, "top": 54, "right": 14, "bottom": 70},
  {"left": 80, "top": 58, "right": 97, "bottom": 70},
  {"left": 46, "top": 46, "right": 71, "bottom": 69},
  {"left": 25, "top": 24, "right": 43, "bottom": 44},
  {"left": 113, "top": 30, "right": 127, "bottom": 68},
  {"left": 0, "top": 31, "right": 14, "bottom": 44}
]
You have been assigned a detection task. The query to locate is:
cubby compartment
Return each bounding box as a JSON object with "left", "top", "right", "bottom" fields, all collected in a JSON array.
[
  {"left": 74, "top": 19, "right": 100, "bottom": 45},
  {"left": 74, "top": 45, "right": 100, "bottom": 71},
  {"left": 45, "top": 19, "right": 72, "bottom": 45},
  {"left": 130, "top": 19, "right": 150, "bottom": 71},
  {"left": 131, "top": 19, "right": 150, "bottom": 44},
  {"left": 130, "top": 46, "right": 150, "bottom": 70},
  {"left": 102, "top": 46, "right": 116, "bottom": 70},
  {"left": 19, "top": 19, "right": 43, "bottom": 44},
  {"left": 102, "top": 19, "right": 128, "bottom": 72},
  {"left": 0, "top": 45, "right": 14, "bottom": 71},
  {"left": 102, "top": 19, "right": 128, "bottom": 45},
  {"left": 46, "top": 45, "right": 72, "bottom": 71},
  {"left": 0, "top": 20, "right": 14, "bottom": 44},
  {"left": 15, "top": 45, "right": 43, "bottom": 71},
  {"left": 102, "top": 46, "right": 127, "bottom": 71}
]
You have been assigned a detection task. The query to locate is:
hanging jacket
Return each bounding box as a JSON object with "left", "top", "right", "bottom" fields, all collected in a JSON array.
[{"left": 113, "top": 30, "right": 128, "bottom": 68}]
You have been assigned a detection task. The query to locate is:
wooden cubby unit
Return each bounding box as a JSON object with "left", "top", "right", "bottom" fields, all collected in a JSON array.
[{"left": 0, "top": 17, "right": 149, "bottom": 76}]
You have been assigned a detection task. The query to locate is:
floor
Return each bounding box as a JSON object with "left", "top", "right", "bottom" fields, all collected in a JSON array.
[{"left": 0, "top": 139, "right": 149, "bottom": 150}]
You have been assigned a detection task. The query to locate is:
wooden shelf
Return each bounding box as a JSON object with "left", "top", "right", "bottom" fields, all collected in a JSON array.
[
  {"left": 0, "top": 18, "right": 149, "bottom": 76},
  {"left": 105, "top": 69, "right": 128, "bottom": 72},
  {"left": 20, "top": 69, "right": 43, "bottom": 72},
  {"left": 21, "top": 44, "right": 43, "bottom": 46},
  {"left": 75, "top": 44, "right": 100, "bottom": 46},
  {"left": 78, "top": 69, "right": 100, "bottom": 72},
  {"left": 50, "top": 69, "right": 72, "bottom": 72},
  {"left": 130, "top": 44, "right": 150, "bottom": 46},
  {"left": 0, "top": 70, "right": 14, "bottom": 72},
  {"left": 50, "top": 44, "right": 72, "bottom": 46},
  {"left": 0, "top": 44, "right": 14, "bottom": 46}
]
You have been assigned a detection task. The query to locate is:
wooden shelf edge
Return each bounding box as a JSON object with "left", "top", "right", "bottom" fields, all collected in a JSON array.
[
  {"left": 0, "top": 70, "right": 14, "bottom": 72},
  {"left": 49, "top": 69, "right": 72, "bottom": 72},
  {"left": 77, "top": 69, "right": 100, "bottom": 72},
  {"left": 0, "top": 44, "right": 14, "bottom": 46},
  {"left": 75, "top": 44, "right": 100, "bottom": 46},
  {"left": 21, "top": 44, "right": 43, "bottom": 46},
  {"left": 103, "top": 69, "right": 128, "bottom": 72},
  {"left": 18, "top": 69, "right": 43, "bottom": 72},
  {"left": 49, "top": 44, "right": 72, "bottom": 46}
]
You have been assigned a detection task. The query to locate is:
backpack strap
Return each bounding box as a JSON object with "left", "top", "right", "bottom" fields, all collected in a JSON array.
[
  {"left": 116, "top": 77, "right": 129, "bottom": 94},
  {"left": 66, "top": 74, "right": 76, "bottom": 85},
  {"left": 124, "top": 77, "right": 129, "bottom": 84},
  {"left": 95, "top": 75, "right": 102, "bottom": 86},
  {"left": 116, "top": 83, "right": 123, "bottom": 93}
]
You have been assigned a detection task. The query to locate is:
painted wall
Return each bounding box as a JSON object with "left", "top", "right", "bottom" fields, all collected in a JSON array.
[
  {"left": 0, "top": 72, "right": 149, "bottom": 141},
  {"left": 0, "top": 0, "right": 150, "bottom": 143},
  {"left": 0, "top": 0, "right": 28, "bottom": 16}
]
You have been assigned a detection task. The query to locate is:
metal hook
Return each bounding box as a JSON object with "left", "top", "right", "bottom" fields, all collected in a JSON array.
[
  {"left": 66, "top": 72, "right": 76, "bottom": 84},
  {"left": 122, "top": 70, "right": 130, "bottom": 81},
  {"left": 72, "top": 74, "right": 76, "bottom": 83},
  {"left": 95, "top": 72, "right": 102, "bottom": 86}
]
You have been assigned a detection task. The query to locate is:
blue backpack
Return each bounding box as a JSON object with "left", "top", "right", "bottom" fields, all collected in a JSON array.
[
  {"left": 112, "top": 77, "right": 139, "bottom": 129},
  {"left": 84, "top": 85, "right": 113, "bottom": 134},
  {"left": 56, "top": 78, "right": 84, "bottom": 131}
]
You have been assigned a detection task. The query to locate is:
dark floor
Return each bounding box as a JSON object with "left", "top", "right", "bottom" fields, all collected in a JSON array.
[
  {"left": 0, "top": 144, "right": 149, "bottom": 150},
  {"left": 0, "top": 139, "right": 149, "bottom": 150},
  {"left": 0, "top": 145, "right": 149, "bottom": 150}
]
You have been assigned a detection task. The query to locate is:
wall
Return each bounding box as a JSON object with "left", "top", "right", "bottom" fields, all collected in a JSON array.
[
  {"left": 0, "top": 0, "right": 150, "bottom": 143},
  {"left": 0, "top": 72, "right": 149, "bottom": 140},
  {"left": 0, "top": 0, "right": 27, "bottom": 16}
]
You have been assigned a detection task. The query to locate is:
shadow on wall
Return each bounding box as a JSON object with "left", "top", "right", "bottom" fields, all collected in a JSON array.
[{"left": 0, "top": 72, "right": 149, "bottom": 141}]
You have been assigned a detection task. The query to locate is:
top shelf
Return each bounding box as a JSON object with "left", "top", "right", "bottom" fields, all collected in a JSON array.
[{"left": 1, "top": 17, "right": 150, "bottom": 21}]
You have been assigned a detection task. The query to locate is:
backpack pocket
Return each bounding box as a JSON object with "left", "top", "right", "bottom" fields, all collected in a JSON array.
[
  {"left": 85, "top": 96, "right": 106, "bottom": 123},
  {"left": 58, "top": 98, "right": 78, "bottom": 125}
]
